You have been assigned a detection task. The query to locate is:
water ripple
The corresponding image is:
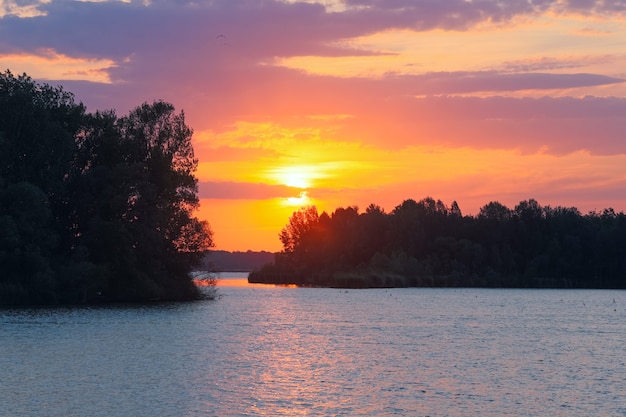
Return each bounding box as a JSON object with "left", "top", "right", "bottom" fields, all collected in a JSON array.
[{"left": 2, "top": 285, "right": 626, "bottom": 416}]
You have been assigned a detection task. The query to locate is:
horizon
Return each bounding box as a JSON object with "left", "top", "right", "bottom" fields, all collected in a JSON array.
[{"left": 2, "top": 0, "right": 626, "bottom": 252}]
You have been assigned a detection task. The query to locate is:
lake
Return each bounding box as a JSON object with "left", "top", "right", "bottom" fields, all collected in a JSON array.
[{"left": 2, "top": 272, "right": 626, "bottom": 416}]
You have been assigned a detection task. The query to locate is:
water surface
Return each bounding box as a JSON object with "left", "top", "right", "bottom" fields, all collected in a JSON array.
[{"left": 2, "top": 273, "right": 625, "bottom": 416}]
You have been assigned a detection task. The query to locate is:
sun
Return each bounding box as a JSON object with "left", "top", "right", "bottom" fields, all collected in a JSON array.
[
  {"left": 269, "top": 165, "right": 318, "bottom": 189},
  {"left": 286, "top": 176, "right": 309, "bottom": 189},
  {"left": 265, "top": 164, "right": 325, "bottom": 207}
]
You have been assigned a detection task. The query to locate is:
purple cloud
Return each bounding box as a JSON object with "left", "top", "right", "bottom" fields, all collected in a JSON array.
[
  {"left": 384, "top": 71, "right": 623, "bottom": 95},
  {"left": 4, "top": 0, "right": 626, "bottom": 62},
  {"left": 198, "top": 181, "right": 303, "bottom": 200},
  {"left": 2, "top": 0, "right": 625, "bottom": 158}
]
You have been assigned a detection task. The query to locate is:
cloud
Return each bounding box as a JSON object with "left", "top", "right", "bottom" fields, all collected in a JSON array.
[
  {"left": 386, "top": 71, "right": 623, "bottom": 95},
  {"left": 557, "top": 0, "right": 626, "bottom": 15},
  {"left": 573, "top": 26, "right": 613, "bottom": 36},
  {"left": 198, "top": 181, "right": 304, "bottom": 200},
  {"left": 4, "top": 1, "right": 624, "bottom": 99},
  {"left": 0, "top": 48, "right": 115, "bottom": 82},
  {"left": 4, "top": 0, "right": 626, "bottom": 61},
  {"left": 336, "top": 94, "right": 626, "bottom": 154},
  {"left": 179, "top": 68, "right": 625, "bottom": 155},
  {"left": 499, "top": 55, "right": 617, "bottom": 73},
  {"left": 1, "top": 0, "right": 364, "bottom": 61},
  {"left": 342, "top": 0, "right": 626, "bottom": 28},
  {"left": 33, "top": 65, "right": 626, "bottom": 158},
  {"left": 2, "top": 0, "right": 625, "bottom": 158},
  {"left": 0, "top": 0, "right": 47, "bottom": 18}
]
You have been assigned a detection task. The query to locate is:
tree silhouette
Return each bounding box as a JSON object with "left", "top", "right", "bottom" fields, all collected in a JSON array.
[
  {"left": 251, "top": 196, "right": 626, "bottom": 289},
  {"left": 0, "top": 71, "right": 213, "bottom": 305}
]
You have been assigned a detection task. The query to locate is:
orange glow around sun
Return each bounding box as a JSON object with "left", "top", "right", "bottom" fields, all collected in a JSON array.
[
  {"left": 192, "top": 105, "right": 626, "bottom": 253},
  {"left": 195, "top": 141, "right": 626, "bottom": 252}
]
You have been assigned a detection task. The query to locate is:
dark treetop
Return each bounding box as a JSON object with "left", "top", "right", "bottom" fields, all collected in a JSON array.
[{"left": 0, "top": 70, "right": 213, "bottom": 305}]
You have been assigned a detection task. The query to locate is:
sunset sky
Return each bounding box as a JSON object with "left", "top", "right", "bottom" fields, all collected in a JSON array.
[{"left": 2, "top": 0, "right": 626, "bottom": 251}]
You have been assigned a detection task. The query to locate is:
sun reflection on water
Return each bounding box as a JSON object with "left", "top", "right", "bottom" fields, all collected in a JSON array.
[{"left": 213, "top": 274, "right": 300, "bottom": 289}]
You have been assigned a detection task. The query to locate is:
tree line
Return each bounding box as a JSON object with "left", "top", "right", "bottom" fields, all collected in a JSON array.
[
  {"left": 249, "top": 197, "right": 626, "bottom": 288},
  {"left": 0, "top": 71, "right": 213, "bottom": 305}
]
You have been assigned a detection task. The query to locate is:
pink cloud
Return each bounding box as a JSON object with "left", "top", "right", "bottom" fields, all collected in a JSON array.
[
  {"left": 3, "top": 0, "right": 625, "bottom": 158},
  {"left": 336, "top": 95, "right": 626, "bottom": 154}
]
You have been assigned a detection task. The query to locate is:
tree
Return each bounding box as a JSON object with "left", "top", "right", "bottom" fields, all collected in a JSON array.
[
  {"left": 0, "top": 71, "right": 213, "bottom": 304},
  {"left": 450, "top": 201, "right": 462, "bottom": 217},
  {"left": 514, "top": 199, "right": 543, "bottom": 222},
  {"left": 0, "top": 181, "right": 58, "bottom": 304},
  {"left": 389, "top": 199, "right": 426, "bottom": 256},
  {"left": 0, "top": 71, "right": 84, "bottom": 189},
  {"left": 71, "top": 101, "right": 214, "bottom": 301},
  {"left": 478, "top": 201, "right": 511, "bottom": 221},
  {"left": 279, "top": 206, "right": 319, "bottom": 254},
  {"left": 0, "top": 71, "right": 85, "bottom": 304}
]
